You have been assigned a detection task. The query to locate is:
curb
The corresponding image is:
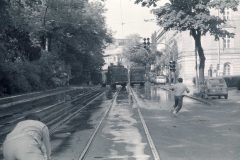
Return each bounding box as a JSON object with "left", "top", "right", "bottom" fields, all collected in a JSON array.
[{"left": 184, "top": 95, "right": 212, "bottom": 106}]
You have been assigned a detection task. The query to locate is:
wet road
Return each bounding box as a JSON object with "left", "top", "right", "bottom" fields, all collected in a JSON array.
[
  {"left": 84, "top": 89, "right": 152, "bottom": 160},
  {"left": 133, "top": 83, "right": 240, "bottom": 160},
  {"left": 0, "top": 80, "right": 239, "bottom": 160},
  {"left": 40, "top": 84, "right": 240, "bottom": 160}
]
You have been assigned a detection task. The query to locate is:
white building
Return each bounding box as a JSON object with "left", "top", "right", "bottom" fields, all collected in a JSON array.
[
  {"left": 102, "top": 39, "right": 127, "bottom": 70},
  {"left": 156, "top": 7, "right": 240, "bottom": 85}
]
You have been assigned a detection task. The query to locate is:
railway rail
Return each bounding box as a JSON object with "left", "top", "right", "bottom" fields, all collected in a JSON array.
[
  {"left": 0, "top": 86, "right": 108, "bottom": 159},
  {"left": 0, "top": 84, "right": 216, "bottom": 160},
  {"left": 77, "top": 87, "right": 121, "bottom": 160},
  {"left": 0, "top": 87, "right": 103, "bottom": 144},
  {"left": 129, "top": 87, "right": 161, "bottom": 160},
  {"left": 75, "top": 86, "right": 161, "bottom": 160},
  {"left": 0, "top": 85, "right": 162, "bottom": 160}
]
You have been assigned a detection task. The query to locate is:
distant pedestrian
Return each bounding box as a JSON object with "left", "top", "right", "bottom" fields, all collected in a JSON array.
[
  {"left": 170, "top": 78, "right": 190, "bottom": 117},
  {"left": 2, "top": 113, "right": 51, "bottom": 160}
]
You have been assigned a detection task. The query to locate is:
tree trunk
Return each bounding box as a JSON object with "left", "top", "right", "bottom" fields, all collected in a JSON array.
[{"left": 191, "top": 29, "right": 205, "bottom": 84}]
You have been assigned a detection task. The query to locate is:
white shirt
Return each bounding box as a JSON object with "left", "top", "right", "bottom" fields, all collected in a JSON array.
[
  {"left": 4, "top": 120, "right": 51, "bottom": 159},
  {"left": 171, "top": 83, "right": 190, "bottom": 96}
]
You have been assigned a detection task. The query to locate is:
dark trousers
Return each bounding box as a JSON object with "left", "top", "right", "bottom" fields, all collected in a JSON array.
[{"left": 173, "top": 96, "right": 184, "bottom": 113}]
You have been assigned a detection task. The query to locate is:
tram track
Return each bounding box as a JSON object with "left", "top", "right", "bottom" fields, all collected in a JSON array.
[
  {"left": 0, "top": 86, "right": 110, "bottom": 159},
  {"left": 77, "top": 86, "right": 161, "bottom": 160},
  {"left": 49, "top": 89, "right": 107, "bottom": 134},
  {"left": 77, "top": 87, "right": 121, "bottom": 160},
  {"left": 0, "top": 87, "right": 103, "bottom": 143},
  {"left": 1, "top": 86, "right": 167, "bottom": 160},
  {"left": 129, "top": 87, "right": 161, "bottom": 160}
]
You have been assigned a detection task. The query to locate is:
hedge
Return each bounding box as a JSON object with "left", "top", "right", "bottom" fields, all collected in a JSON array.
[
  {"left": 192, "top": 75, "right": 240, "bottom": 88},
  {"left": 222, "top": 75, "right": 240, "bottom": 88}
]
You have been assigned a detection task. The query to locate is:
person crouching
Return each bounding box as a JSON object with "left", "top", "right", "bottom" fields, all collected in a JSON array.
[{"left": 2, "top": 113, "right": 51, "bottom": 160}]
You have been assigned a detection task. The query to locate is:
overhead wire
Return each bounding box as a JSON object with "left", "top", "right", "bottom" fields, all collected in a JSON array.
[{"left": 120, "top": 0, "right": 124, "bottom": 38}]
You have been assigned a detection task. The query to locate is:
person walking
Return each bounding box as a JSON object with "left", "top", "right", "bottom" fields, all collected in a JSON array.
[
  {"left": 2, "top": 113, "right": 51, "bottom": 160},
  {"left": 170, "top": 78, "right": 190, "bottom": 117}
]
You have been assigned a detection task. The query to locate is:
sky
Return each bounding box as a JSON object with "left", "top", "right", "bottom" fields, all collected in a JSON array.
[{"left": 103, "top": 0, "right": 166, "bottom": 39}]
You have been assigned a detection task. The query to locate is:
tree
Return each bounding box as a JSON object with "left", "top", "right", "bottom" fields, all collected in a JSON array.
[
  {"left": 0, "top": 0, "right": 112, "bottom": 95},
  {"left": 134, "top": 0, "right": 239, "bottom": 83},
  {"left": 47, "top": 0, "right": 112, "bottom": 81},
  {"left": 122, "top": 34, "right": 156, "bottom": 66}
]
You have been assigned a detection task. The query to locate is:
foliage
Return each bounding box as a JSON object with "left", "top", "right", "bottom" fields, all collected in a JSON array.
[
  {"left": 0, "top": 0, "right": 112, "bottom": 96},
  {"left": 122, "top": 34, "right": 156, "bottom": 66},
  {"left": 42, "top": 0, "right": 112, "bottom": 81},
  {"left": 1, "top": 26, "right": 41, "bottom": 62},
  {"left": 134, "top": 0, "right": 239, "bottom": 84}
]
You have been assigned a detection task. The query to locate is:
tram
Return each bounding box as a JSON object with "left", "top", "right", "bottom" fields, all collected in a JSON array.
[
  {"left": 129, "top": 66, "right": 146, "bottom": 86},
  {"left": 106, "top": 65, "right": 128, "bottom": 88}
]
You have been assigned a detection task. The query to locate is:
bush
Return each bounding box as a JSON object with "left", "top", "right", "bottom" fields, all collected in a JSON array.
[
  {"left": 237, "top": 81, "right": 240, "bottom": 90},
  {"left": 222, "top": 75, "right": 240, "bottom": 88},
  {"left": 193, "top": 75, "right": 240, "bottom": 88}
]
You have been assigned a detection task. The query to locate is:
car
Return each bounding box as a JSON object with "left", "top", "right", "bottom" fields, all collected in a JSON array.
[
  {"left": 148, "top": 75, "right": 156, "bottom": 84},
  {"left": 200, "top": 77, "right": 228, "bottom": 99},
  {"left": 155, "top": 76, "right": 167, "bottom": 85}
]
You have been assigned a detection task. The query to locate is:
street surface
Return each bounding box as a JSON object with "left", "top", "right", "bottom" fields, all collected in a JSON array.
[
  {"left": 3, "top": 84, "right": 239, "bottom": 160},
  {"left": 48, "top": 83, "right": 240, "bottom": 160},
  {"left": 135, "top": 83, "right": 240, "bottom": 160}
]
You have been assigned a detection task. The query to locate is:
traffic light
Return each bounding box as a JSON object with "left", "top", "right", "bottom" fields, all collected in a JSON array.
[
  {"left": 169, "top": 61, "right": 176, "bottom": 72},
  {"left": 143, "top": 38, "right": 150, "bottom": 48},
  {"left": 217, "top": 64, "right": 220, "bottom": 70}
]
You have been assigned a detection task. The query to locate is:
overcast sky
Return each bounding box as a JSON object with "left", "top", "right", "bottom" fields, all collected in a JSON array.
[{"left": 103, "top": 0, "right": 165, "bottom": 39}]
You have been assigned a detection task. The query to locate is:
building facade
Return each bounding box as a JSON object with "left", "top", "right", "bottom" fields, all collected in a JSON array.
[
  {"left": 102, "top": 39, "right": 127, "bottom": 70},
  {"left": 156, "top": 7, "right": 240, "bottom": 85}
]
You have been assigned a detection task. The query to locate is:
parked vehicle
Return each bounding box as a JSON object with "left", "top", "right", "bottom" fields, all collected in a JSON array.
[
  {"left": 200, "top": 77, "right": 228, "bottom": 99},
  {"left": 149, "top": 76, "right": 156, "bottom": 84},
  {"left": 106, "top": 65, "right": 128, "bottom": 88},
  {"left": 129, "top": 66, "right": 145, "bottom": 86},
  {"left": 155, "top": 75, "right": 167, "bottom": 85}
]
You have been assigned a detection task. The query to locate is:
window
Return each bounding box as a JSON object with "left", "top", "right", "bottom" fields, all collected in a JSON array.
[
  {"left": 223, "top": 35, "right": 230, "bottom": 49},
  {"left": 223, "top": 63, "right": 231, "bottom": 75},
  {"left": 208, "top": 79, "right": 225, "bottom": 84},
  {"left": 223, "top": 9, "right": 230, "bottom": 20}
]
